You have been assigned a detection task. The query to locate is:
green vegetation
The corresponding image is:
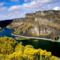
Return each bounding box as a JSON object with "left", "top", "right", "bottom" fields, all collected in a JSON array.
[
  {"left": 18, "top": 37, "right": 30, "bottom": 41},
  {"left": 0, "top": 37, "right": 16, "bottom": 54},
  {"left": 0, "top": 36, "right": 59, "bottom": 60}
]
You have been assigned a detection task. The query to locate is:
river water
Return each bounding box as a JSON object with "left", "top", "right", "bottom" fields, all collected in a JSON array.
[{"left": 0, "top": 28, "right": 13, "bottom": 37}]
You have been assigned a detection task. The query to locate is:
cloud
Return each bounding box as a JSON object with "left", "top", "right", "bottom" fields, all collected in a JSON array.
[
  {"left": 0, "top": 10, "right": 25, "bottom": 20},
  {"left": 8, "top": 0, "right": 52, "bottom": 11},
  {"left": 0, "top": 7, "right": 7, "bottom": 11},
  {"left": 24, "top": 0, "right": 31, "bottom": 3},
  {"left": 53, "top": 6, "right": 60, "bottom": 10},
  {"left": 23, "top": 1, "right": 36, "bottom": 8},
  {"left": 0, "top": 2, "right": 4, "bottom": 6},
  {"left": 8, "top": 5, "right": 21, "bottom": 11},
  {"left": 33, "top": 0, "right": 51, "bottom": 3},
  {"left": 23, "top": 0, "right": 52, "bottom": 8},
  {"left": 11, "top": 0, "right": 19, "bottom": 2},
  {"left": 0, "top": 0, "right": 59, "bottom": 20},
  {"left": 0, "top": 2, "right": 7, "bottom": 12},
  {"left": 8, "top": 1, "right": 37, "bottom": 11}
]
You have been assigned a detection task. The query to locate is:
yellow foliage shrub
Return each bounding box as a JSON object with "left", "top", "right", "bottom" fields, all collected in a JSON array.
[{"left": 0, "top": 37, "right": 59, "bottom": 60}]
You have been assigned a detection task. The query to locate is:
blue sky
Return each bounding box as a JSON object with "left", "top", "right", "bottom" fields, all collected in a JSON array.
[{"left": 0, "top": 0, "right": 60, "bottom": 20}]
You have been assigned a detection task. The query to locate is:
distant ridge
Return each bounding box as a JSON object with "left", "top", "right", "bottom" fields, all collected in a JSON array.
[{"left": 0, "top": 20, "right": 13, "bottom": 28}]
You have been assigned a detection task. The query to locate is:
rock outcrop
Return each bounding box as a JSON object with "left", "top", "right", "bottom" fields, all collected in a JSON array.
[{"left": 8, "top": 10, "right": 60, "bottom": 39}]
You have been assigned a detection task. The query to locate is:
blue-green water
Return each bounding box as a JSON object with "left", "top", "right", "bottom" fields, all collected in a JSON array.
[{"left": 0, "top": 28, "right": 13, "bottom": 37}]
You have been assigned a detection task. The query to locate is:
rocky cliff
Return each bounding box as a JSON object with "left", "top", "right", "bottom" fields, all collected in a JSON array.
[{"left": 8, "top": 10, "right": 60, "bottom": 39}]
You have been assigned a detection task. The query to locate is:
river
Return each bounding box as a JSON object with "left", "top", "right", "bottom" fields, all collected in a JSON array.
[{"left": 0, "top": 28, "right": 13, "bottom": 37}]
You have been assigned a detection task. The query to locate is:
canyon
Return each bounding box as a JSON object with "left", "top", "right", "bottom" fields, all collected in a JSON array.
[{"left": 8, "top": 10, "right": 60, "bottom": 40}]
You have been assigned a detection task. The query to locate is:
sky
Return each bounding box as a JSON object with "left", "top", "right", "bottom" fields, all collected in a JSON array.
[{"left": 0, "top": 0, "right": 60, "bottom": 20}]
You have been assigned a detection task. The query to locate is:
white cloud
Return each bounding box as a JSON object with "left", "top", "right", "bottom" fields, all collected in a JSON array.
[
  {"left": 8, "top": 0, "right": 52, "bottom": 11},
  {"left": 0, "top": 2, "right": 4, "bottom": 6},
  {"left": 0, "top": 11, "right": 25, "bottom": 20},
  {"left": 23, "top": 1, "right": 36, "bottom": 8},
  {"left": 24, "top": 0, "right": 31, "bottom": 3},
  {"left": 8, "top": 5, "right": 21, "bottom": 11},
  {"left": 23, "top": 0, "right": 52, "bottom": 8},
  {"left": 33, "top": 0, "right": 51, "bottom": 3},
  {"left": 11, "top": 0, "right": 19, "bottom": 2},
  {"left": 0, "top": 0, "right": 56, "bottom": 20},
  {"left": 53, "top": 6, "right": 60, "bottom": 10},
  {"left": 0, "top": 7, "right": 7, "bottom": 12},
  {"left": 0, "top": 2, "right": 7, "bottom": 12},
  {"left": 8, "top": 1, "right": 36, "bottom": 11}
]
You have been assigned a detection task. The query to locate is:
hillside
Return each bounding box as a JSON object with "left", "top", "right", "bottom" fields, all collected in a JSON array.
[{"left": 8, "top": 10, "right": 60, "bottom": 39}]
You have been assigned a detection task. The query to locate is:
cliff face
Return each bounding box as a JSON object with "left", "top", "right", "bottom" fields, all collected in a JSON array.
[{"left": 8, "top": 10, "right": 60, "bottom": 39}]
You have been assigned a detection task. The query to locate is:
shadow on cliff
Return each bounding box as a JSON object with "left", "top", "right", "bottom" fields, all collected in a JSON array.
[{"left": 0, "top": 20, "right": 13, "bottom": 28}]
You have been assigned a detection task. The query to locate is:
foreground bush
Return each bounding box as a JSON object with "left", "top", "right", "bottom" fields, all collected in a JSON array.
[
  {"left": 0, "top": 37, "right": 16, "bottom": 54},
  {"left": 0, "top": 37, "right": 16, "bottom": 46},
  {"left": 7, "top": 43, "right": 58, "bottom": 60},
  {"left": 0, "top": 37, "right": 59, "bottom": 60}
]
